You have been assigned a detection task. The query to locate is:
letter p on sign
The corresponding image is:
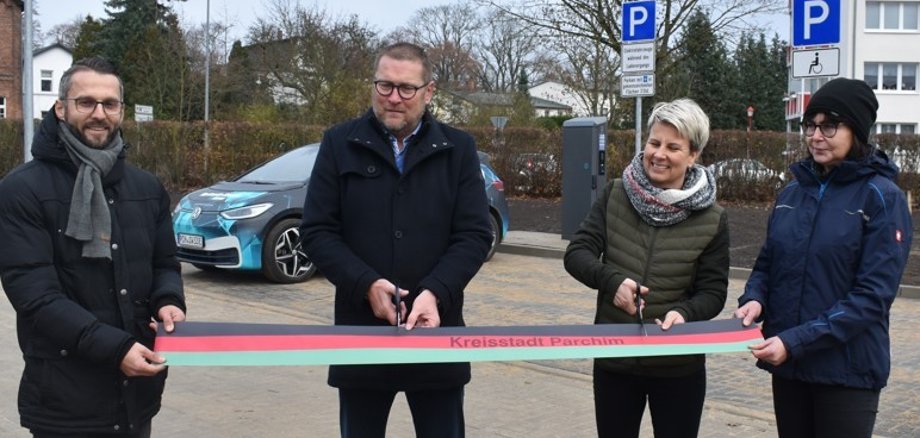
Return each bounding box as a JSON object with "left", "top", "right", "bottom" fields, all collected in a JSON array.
[
  {"left": 622, "top": 1, "right": 656, "bottom": 43},
  {"left": 792, "top": 0, "right": 840, "bottom": 47}
]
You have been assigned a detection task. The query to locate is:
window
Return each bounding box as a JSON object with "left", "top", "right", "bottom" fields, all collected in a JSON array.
[
  {"left": 866, "top": 1, "right": 920, "bottom": 30},
  {"left": 873, "top": 123, "right": 917, "bottom": 134},
  {"left": 0, "top": 96, "right": 6, "bottom": 119},
  {"left": 40, "top": 70, "right": 52, "bottom": 92},
  {"left": 864, "top": 62, "right": 919, "bottom": 91}
]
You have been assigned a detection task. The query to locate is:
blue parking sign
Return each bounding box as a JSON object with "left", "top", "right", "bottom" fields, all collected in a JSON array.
[
  {"left": 622, "top": 1, "right": 656, "bottom": 42},
  {"left": 792, "top": 0, "right": 840, "bottom": 47}
]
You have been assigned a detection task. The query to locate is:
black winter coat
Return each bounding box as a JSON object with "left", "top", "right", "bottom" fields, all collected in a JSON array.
[
  {"left": 300, "top": 109, "right": 492, "bottom": 391},
  {"left": 0, "top": 111, "right": 185, "bottom": 434}
]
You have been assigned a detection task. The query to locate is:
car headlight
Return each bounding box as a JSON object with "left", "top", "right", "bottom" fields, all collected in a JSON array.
[{"left": 219, "top": 203, "right": 274, "bottom": 220}]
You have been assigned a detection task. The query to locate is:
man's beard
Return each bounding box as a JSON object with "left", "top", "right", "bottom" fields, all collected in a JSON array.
[{"left": 65, "top": 120, "right": 117, "bottom": 149}]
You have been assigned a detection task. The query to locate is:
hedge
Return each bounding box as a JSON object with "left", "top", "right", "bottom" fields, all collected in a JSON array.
[{"left": 1, "top": 119, "right": 918, "bottom": 203}]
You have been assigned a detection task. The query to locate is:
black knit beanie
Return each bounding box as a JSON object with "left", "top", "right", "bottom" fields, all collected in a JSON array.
[{"left": 803, "top": 78, "right": 878, "bottom": 143}]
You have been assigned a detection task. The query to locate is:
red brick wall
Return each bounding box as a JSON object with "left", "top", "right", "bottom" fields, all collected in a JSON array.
[{"left": 0, "top": 0, "right": 23, "bottom": 120}]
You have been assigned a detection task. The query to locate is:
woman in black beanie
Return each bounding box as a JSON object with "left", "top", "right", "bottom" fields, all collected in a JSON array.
[{"left": 734, "top": 77, "right": 913, "bottom": 437}]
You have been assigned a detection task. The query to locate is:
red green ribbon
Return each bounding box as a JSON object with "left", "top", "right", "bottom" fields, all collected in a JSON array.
[{"left": 154, "top": 319, "right": 762, "bottom": 366}]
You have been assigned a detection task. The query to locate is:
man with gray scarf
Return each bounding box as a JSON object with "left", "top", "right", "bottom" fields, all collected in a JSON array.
[{"left": 0, "top": 57, "right": 185, "bottom": 437}]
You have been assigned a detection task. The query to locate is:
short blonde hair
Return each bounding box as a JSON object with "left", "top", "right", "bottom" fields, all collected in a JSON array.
[{"left": 647, "top": 98, "right": 710, "bottom": 152}]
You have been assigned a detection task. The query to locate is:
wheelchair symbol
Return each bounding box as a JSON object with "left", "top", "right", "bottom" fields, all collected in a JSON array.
[{"left": 808, "top": 52, "right": 823, "bottom": 74}]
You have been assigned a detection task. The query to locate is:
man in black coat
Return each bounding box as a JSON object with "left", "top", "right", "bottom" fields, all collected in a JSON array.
[
  {"left": 0, "top": 57, "right": 185, "bottom": 437},
  {"left": 300, "top": 42, "right": 492, "bottom": 437}
]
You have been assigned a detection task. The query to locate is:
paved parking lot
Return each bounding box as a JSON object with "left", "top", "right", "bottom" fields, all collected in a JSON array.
[{"left": 1, "top": 242, "right": 918, "bottom": 437}]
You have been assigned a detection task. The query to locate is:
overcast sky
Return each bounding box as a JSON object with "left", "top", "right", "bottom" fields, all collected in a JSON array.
[
  {"left": 34, "top": 0, "right": 451, "bottom": 42},
  {"left": 34, "top": 0, "right": 790, "bottom": 45}
]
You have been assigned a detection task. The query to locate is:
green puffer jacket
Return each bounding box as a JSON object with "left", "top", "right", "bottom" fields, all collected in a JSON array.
[{"left": 564, "top": 179, "right": 729, "bottom": 377}]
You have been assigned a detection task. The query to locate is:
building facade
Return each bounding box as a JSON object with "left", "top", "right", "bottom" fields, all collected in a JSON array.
[
  {"left": 0, "top": 0, "right": 24, "bottom": 120},
  {"left": 786, "top": 1, "right": 920, "bottom": 136},
  {"left": 31, "top": 44, "right": 72, "bottom": 119}
]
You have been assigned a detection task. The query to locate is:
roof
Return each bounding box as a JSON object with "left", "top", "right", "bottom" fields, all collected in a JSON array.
[
  {"left": 448, "top": 91, "right": 571, "bottom": 110},
  {"left": 33, "top": 43, "right": 72, "bottom": 57}
]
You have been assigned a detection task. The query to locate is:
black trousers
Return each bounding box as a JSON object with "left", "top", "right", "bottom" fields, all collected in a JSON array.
[
  {"left": 31, "top": 420, "right": 151, "bottom": 438},
  {"left": 593, "top": 364, "right": 706, "bottom": 438},
  {"left": 338, "top": 386, "right": 464, "bottom": 438},
  {"left": 772, "top": 374, "right": 880, "bottom": 438}
]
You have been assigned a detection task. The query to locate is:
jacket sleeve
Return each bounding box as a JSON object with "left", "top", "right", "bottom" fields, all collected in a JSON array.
[
  {"left": 564, "top": 180, "right": 628, "bottom": 297},
  {"left": 0, "top": 176, "right": 133, "bottom": 367},
  {"left": 150, "top": 183, "right": 184, "bottom": 314},
  {"left": 416, "top": 141, "right": 493, "bottom": 312},
  {"left": 300, "top": 131, "right": 382, "bottom": 307},
  {"left": 738, "top": 201, "right": 780, "bottom": 314},
  {"left": 670, "top": 209, "right": 729, "bottom": 321},
  {"left": 778, "top": 182, "right": 912, "bottom": 359}
]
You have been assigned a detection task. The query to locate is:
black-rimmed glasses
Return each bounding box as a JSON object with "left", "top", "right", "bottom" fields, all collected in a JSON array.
[
  {"left": 374, "top": 80, "right": 428, "bottom": 100},
  {"left": 64, "top": 97, "right": 124, "bottom": 115},
  {"left": 802, "top": 120, "right": 841, "bottom": 138}
]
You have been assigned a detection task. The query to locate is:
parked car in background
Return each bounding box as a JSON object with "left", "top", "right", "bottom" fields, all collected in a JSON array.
[
  {"left": 172, "top": 144, "right": 510, "bottom": 283},
  {"left": 707, "top": 158, "right": 786, "bottom": 190},
  {"left": 479, "top": 151, "right": 510, "bottom": 261}
]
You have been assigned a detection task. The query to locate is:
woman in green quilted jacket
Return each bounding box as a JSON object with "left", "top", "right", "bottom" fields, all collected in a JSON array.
[{"left": 564, "top": 98, "right": 729, "bottom": 438}]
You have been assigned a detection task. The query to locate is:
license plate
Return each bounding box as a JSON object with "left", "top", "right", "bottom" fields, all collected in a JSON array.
[{"left": 177, "top": 233, "right": 204, "bottom": 249}]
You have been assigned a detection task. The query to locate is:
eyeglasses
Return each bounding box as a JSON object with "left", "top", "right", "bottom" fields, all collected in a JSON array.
[
  {"left": 374, "top": 80, "right": 428, "bottom": 100},
  {"left": 64, "top": 97, "right": 124, "bottom": 115},
  {"left": 803, "top": 120, "right": 840, "bottom": 138}
]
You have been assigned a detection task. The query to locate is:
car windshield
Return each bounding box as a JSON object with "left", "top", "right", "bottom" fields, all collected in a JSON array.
[{"left": 237, "top": 145, "right": 319, "bottom": 183}]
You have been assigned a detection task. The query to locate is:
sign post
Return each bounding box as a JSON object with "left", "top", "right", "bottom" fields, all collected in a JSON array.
[{"left": 621, "top": 0, "right": 656, "bottom": 156}]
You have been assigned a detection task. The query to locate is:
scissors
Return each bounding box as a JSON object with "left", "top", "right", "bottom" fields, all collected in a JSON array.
[
  {"left": 394, "top": 283, "right": 402, "bottom": 328},
  {"left": 635, "top": 279, "right": 647, "bottom": 336}
]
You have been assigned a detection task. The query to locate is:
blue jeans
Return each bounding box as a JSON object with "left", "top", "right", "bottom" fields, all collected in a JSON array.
[
  {"left": 772, "top": 374, "right": 879, "bottom": 438},
  {"left": 338, "top": 386, "right": 464, "bottom": 438}
]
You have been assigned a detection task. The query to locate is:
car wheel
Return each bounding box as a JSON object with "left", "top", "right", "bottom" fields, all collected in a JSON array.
[
  {"left": 485, "top": 213, "right": 501, "bottom": 262},
  {"left": 261, "top": 218, "right": 316, "bottom": 283}
]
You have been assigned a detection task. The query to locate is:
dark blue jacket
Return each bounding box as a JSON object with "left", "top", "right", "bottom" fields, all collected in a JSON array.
[
  {"left": 300, "top": 109, "right": 492, "bottom": 391},
  {"left": 739, "top": 149, "right": 912, "bottom": 390},
  {"left": 0, "top": 111, "right": 185, "bottom": 433}
]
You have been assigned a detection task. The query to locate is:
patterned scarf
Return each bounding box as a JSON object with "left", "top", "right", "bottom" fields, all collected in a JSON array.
[
  {"left": 622, "top": 152, "right": 717, "bottom": 227},
  {"left": 58, "top": 122, "right": 124, "bottom": 259}
]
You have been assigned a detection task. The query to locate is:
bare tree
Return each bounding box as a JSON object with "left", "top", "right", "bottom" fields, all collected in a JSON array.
[
  {"left": 43, "top": 18, "right": 84, "bottom": 48},
  {"left": 243, "top": 0, "right": 378, "bottom": 124},
  {"left": 482, "top": 0, "right": 785, "bottom": 68},
  {"left": 476, "top": 10, "right": 540, "bottom": 93},
  {"left": 394, "top": 3, "right": 482, "bottom": 91},
  {"left": 538, "top": 34, "right": 620, "bottom": 118}
]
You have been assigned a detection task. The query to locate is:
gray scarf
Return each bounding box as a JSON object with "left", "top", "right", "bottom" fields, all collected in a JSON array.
[
  {"left": 58, "top": 122, "right": 124, "bottom": 259},
  {"left": 622, "top": 152, "right": 716, "bottom": 227}
]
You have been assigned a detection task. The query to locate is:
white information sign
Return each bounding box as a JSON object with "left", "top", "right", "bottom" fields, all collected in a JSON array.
[
  {"left": 134, "top": 104, "right": 154, "bottom": 123},
  {"left": 620, "top": 74, "right": 656, "bottom": 97},
  {"left": 621, "top": 41, "right": 656, "bottom": 74},
  {"left": 792, "top": 47, "right": 839, "bottom": 78}
]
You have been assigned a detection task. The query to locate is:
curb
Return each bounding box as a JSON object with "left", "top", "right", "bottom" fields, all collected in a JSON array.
[{"left": 498, "top": 243, "right": 920, "bottom": 299}]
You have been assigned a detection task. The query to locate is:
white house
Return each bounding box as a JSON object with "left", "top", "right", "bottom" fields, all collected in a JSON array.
[
  {"left": 785, "top": 1, "right": 919, "bottom": 136},
  {"left": 528, "top": 80, "right": 612, "bottom": 117},
  {"left": 32, "top": 43, "right": 72, "bottom": 119}
]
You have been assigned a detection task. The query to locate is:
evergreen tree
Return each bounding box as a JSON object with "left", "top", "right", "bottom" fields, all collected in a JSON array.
[
  {"left": 734, "top": 33, "right": 788, "bottom": 132},
  {"left": 659, "top": 10, "right": 741, "bottom": 130},
  {"left": 509, "top": 71, "right": 534, "bottom": 126},
  {"left": 72, "top": 16, "right": 105, "bottom": 61},
  {"left": 96, "top": 0, "right": 194, "bottom": 121}
]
